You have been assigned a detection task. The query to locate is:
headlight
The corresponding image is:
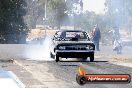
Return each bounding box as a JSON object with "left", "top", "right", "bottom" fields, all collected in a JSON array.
[
  {"left": 58, "top": 46, "right": 66, "bottom": 50},
  {"left": 89, "top": 46, "right": 94, "bottom": 50},
  {"left": 86, "top": 45, "right": 94, "bottom": 50}
]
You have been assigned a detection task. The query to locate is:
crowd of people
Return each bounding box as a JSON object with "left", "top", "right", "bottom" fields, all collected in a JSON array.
[{"left": 88, "top": 25, "right": 123, "bottom": 54}]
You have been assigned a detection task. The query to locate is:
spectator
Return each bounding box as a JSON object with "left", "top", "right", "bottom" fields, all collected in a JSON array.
[
  {"left": 92, "top": 25, "right": 101, "bottom": 51},
  {"left": 113, "top": 38, "right": 123, "bottom": 54},
  {"left": 108, "top": 29, "right": 116, "bottom": 44}
]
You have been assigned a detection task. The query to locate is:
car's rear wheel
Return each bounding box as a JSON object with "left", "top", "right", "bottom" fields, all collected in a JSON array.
[
  {"left": 55, "top": 54, "right": 59, "bottom": 62},
  {"left": 90, "top": 53, "right": 94, "bottom": 62}
]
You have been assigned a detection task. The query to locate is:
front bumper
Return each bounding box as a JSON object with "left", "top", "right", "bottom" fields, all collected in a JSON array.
[{"left": 55, "top": 50, "right": 94, "bottom": 58}]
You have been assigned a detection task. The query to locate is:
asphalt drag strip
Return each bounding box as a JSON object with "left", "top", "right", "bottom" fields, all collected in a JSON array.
[{"left": 44, "top": 61, "right": 132, "bottom": 88}]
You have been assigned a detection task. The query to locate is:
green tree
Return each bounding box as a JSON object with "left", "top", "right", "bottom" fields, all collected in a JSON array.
[
  {"left": 25, "top": 0, "right": 45, "bottom": 29},
  {"left": 105, "top": 0, "right": 132, "bottom": 28},
  {"left": 0, "top": 0, "right": 28, "bottom": 43},
  {"left": 104, "top": 0, "right": 132, "bottom": 36},
  {"left": 47, "top": 0, "right": 68, "bottom": 30}
]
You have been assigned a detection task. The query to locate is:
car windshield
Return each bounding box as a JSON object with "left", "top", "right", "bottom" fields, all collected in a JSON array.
[{"left": 59, "top": 31, "right": 88, "bottom": 40}]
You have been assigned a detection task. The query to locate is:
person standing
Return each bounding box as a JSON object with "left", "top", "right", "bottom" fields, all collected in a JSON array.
[
  {"left": 108, "top": 29, "right": 116, "bottom": 44},
  {"left": 92, "top": 25, "right": 101, "bottom": 51},
  {"left": 113, "top": 38, "right": 123, "bottom": 54}
]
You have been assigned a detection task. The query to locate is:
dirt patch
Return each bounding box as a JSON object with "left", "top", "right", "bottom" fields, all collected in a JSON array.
[
  {"left": 46, "top": 30, "right": 58, "bottom": 36},
  {"left": 27, "top": 29, "right": 58, "bottom": 40}
]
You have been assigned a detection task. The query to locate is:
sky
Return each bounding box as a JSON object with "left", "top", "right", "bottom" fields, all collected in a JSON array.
[{"left": 83, "top": 0, "right": 106, "bottom": 14}]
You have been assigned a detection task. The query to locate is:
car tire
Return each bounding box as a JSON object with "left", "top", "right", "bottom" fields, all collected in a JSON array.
[
  {"left": 50, "top": 52, "right": 54, "bottom": 59},
  {"left": 90, "top": 53, "right": 94, "bottom": 62},
  {"left": 55, "top": 54, "right": 59, "bottom": 62}
]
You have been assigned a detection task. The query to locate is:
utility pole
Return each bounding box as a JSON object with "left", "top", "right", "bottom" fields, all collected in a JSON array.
[
  {"left": 44, "top": 0, "right": 47, "bottom": 37},
  {"left": 44, "top": 0, "right": 47, "bottom": 19}
]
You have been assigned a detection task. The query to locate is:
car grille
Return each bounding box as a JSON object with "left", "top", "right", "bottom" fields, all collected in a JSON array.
[{"left": 65, "top": 45, "right": 86, "bottom": 50}]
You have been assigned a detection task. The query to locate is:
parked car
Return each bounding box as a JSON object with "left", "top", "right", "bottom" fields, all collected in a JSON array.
[{"left": 50, "top": 30, "right": 95, "bottom": 62}]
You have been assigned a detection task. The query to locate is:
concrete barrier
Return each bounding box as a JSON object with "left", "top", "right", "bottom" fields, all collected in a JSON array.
[{"left": 0, "top": 71, "right": 25, "bottom": 88}]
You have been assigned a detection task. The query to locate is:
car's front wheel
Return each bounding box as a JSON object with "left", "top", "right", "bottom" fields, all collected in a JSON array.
[
  {"left": 90, "top": 53, "right": 94, "bottom": 62},
  {"left": 50, "top": 52, "right": 54, "bottom": 59},
  {"left": 55, "top": 54, "right": 59, "bottom": 62}
]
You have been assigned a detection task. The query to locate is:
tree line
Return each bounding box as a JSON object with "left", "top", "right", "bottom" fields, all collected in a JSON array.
[{"left": 0, "top": 0, "right": 132, "bottom": 43}]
